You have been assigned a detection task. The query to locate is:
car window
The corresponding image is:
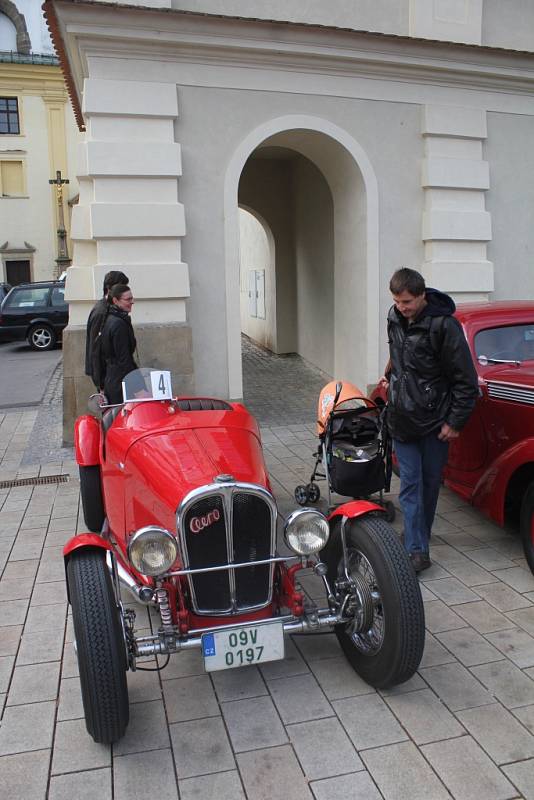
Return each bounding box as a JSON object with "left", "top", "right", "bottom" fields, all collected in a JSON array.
[
  {"left": 475, "top": 324, "right": 534, "bottom": 362},
  {"left": 51, "top": 286, "right": 66, "bottom": 307},
  {"left": 4, "top": 287, "right": 50, "bottom": 308}
]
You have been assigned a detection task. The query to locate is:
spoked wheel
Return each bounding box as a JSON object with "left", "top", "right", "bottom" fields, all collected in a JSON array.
[
  {"left": 79, "top": 465, "right": 105, "bottom": 533},
  {"left": 294, "top": 485, "right": 309, "bottom": 505},
  {"left": 307, "top": 483, "right": 321, "bottom": 503},
  {"left": 520, "top": 481, "right": 534, "bottom": 574},
  {"left": 325, "top": 515, "right": 425, "bottom": 688},
  {"left": 67, "top": 549, "right": 129, "bottom": 743}
]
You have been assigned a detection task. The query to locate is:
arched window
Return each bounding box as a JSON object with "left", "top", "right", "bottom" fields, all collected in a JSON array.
[
  {"left": 0, "top": 2, "right": 30, "bottom": 54},
  {"left": 0, "top": 12, "right": 17, "bottom": 51}
]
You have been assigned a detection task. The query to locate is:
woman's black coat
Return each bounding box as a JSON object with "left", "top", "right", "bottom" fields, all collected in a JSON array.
[{"left": 100, "top": 305, "right": 137, "bottom": 404}]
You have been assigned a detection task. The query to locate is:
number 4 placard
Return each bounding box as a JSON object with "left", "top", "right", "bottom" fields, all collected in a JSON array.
[{"left": 150, "top": 370, "right": 173, "bottom": 399}]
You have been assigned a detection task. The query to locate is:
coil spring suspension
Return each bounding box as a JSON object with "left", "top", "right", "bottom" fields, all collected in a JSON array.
[{"left": 155, "top": 587, "right": 174, "bottom": 634}]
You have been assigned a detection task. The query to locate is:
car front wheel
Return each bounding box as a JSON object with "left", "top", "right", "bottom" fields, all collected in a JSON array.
[
  {"left": 520, "top": 482, "right": 534, "bottom": 574},
  {"left": 325, "top": 515, "right": 425, "bottom": 688},
  {"left": 67, "top": 549, "right": 129, "bottom": 743},
  {"left": 28, "top": 323, "right": 56, "bottom": 351}
]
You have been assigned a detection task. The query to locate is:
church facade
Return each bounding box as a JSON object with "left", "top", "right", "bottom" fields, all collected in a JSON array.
[{"left": 43, "top": 1, "right": 534, "bottom": 439}]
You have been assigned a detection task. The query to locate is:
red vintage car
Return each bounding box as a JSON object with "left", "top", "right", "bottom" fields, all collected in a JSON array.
[
  {"left": 66, "top": 369, "right": 424, "bottom": 743},
  {"left": 373, "top": 302, "right": 534, "bottom": 573}
]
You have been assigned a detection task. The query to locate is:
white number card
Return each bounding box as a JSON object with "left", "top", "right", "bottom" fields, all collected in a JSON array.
[{"left": 150, "top": 370, "right": 173, "bottom": 399}]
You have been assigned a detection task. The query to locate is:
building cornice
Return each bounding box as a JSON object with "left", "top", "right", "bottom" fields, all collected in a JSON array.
[
  {"left": 0, "top": 61, "right": 69, "bottom": 96},
  {"left": 44, "top": 0, "right": 534, "bottom": 133}
]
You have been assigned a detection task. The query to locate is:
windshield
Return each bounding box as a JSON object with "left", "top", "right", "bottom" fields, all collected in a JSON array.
[
  {"left": 475, "top": 324, "right": 534, "bottom": 364},
  {"left": 122, "top": 368, "right": 173, "bottom": 403}
]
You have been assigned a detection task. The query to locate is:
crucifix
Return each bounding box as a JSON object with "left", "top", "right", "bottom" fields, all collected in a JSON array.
[{"left": 49, "top": 169, "right": 71, "bottom": 278}]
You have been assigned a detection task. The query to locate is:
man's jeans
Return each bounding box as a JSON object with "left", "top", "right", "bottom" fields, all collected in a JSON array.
[{"left": 394, "top": 432, "right": 449, "bottom": 555}]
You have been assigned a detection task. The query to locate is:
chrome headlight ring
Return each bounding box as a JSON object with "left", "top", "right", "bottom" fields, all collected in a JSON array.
[
  {"left": 284, "top": 509, "right": 330, "bottom": 556},
  {"left": 127, "top": 526, "right": 179, "bottom": 577}
]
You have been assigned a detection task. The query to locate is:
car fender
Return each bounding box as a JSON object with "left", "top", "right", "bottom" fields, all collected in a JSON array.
[
  {"left": 74, "top": 414, "right": 101, "bottom": 466},
  {"left": 62, "top": 534, "right": 113, "bottom": 601},
  {"left": 327, "top": 500, "right": 385, "bottom": 523},
  {"left": 472, "top": 437, "right": 534, "bottom": 525}
]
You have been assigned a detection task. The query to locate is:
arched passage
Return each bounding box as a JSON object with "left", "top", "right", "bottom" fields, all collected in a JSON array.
[
  {"left": 0, "top": 0, "right": 30, "bottom": 53},
  {"left": 225, "top": 116, "right": 380, "bottom": 400}
]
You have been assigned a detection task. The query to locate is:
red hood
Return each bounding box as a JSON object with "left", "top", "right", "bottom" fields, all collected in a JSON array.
[{"left": 482, "top": 362, "right": 534, "bottom": 387}]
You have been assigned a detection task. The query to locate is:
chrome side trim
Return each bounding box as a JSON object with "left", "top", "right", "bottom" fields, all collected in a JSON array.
[
  {"left": 486, "top": 380, "right": 534, "bottom": 405},
  {"left": 176, "top": 481, "right": 278, "bottom": 615}
]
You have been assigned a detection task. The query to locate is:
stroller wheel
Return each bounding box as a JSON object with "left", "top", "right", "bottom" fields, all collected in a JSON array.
[
  {"left": 306, "top": 483, "right": 321, "bottom": 503},
  {"left": 294, "top": 485, "right": 309, "bottom": 506},
  {"left": 384, "top": 500, "right": 396, "bottom": 523}
]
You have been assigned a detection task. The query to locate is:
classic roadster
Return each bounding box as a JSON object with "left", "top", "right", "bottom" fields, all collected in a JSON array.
[{"left": 66, "top": 369, "right": 424, "bottom": 743}]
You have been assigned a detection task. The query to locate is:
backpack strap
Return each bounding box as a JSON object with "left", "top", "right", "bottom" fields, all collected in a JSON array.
[{"left": 429, "top": 315, "right": 446, "bottom": 357}]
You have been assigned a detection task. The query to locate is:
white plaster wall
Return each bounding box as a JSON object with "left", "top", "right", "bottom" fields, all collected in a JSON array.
[
  {"left": 484, "top": 112, "right": 534, "bottom": 299},
  {"left": 169, "top": 1, "right": 409, "bottom": 35},
  {"left": 483, "top": 0, "right": 534, "bottom": 52},
  {"left": 239, "top": 208, "right": 275, "bottom": 350}
]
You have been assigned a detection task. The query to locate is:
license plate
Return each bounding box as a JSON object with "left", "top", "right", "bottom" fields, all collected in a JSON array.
[{"left": 202, "top": 622, "right": 285, "bottom": 672}]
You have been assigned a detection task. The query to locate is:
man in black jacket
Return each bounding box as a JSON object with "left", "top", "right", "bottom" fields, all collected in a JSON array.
[
  {"left": 383, "top": 268, "right": 478, "bottom": 573},
  {"left": 85, "top": 270, "right": 129, "bottom": 389}
]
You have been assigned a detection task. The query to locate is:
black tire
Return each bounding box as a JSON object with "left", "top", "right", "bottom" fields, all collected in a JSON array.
[
  {"left": 520, "top": 481, "right": 534, "bottom": 574},
  {"left": 67, "top": 549, "right": 129, "bottom": 743},
  {"left": 307, "top": 483, "right": 321, "bottom": 503},
  {"left": 28, "top": 323, "right": 56, "bottom": 351},
  {"left": 325, "top": 514, "right": 425, "bottom": 688},
  {"left": 79, "top": 465, "right": 105, "bottom": 533},
  {"left": 294, "top": 485, "right": 309, "bottom": 506},
  {"left": 384, "top": 500, "right": 396, "bottom": 523}
]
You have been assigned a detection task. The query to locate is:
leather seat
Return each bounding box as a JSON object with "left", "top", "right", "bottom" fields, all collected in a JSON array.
[{"left": 176, "top": 398, "right": 233, "bottom": 412}]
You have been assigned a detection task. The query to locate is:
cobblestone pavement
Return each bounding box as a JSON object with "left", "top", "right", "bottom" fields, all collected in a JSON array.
[{"left": 1, "top": 350, "right": 534, "bottom": 799}]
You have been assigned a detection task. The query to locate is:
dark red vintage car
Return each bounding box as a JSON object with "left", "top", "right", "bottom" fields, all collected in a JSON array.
[
  {"left": 66, "top": 369, "right": 424, "bottom": 743},
  {"left": 373, "top": 302, "right": 534, "bottom": 573}
]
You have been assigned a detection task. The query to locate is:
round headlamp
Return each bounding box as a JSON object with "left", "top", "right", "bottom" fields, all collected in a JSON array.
[
  {"left": 128, "top": 526, "right": 178, "bottom": 576},
  {"left": 284, "top": 509, "right": 330, "bottom": 556}
]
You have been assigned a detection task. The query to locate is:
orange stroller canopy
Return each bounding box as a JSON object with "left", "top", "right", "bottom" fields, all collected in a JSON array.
[{"left": 317, "top": 380, "right": 376, "bottom": 436}]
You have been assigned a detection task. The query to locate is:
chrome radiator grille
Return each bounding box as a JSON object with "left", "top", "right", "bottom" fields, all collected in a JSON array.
[
  {"left": 177, "top": 483, "right": 277, "bottom": 614},
  {"left": 486, "top": 381, "right": 534, "bottom": 405}
]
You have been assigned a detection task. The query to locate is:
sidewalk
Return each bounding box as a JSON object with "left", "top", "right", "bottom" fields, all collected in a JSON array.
[{"left": 1, "top": 350, "right": 534, "bottom": 799}]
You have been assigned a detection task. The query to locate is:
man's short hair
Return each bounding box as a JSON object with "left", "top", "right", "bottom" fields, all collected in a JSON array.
[
  {"left": 103, "top": 270, "right": 129, "bottom": 295},
  {"left": 390, "top": 268, "right": 426, "bottom": 297}
]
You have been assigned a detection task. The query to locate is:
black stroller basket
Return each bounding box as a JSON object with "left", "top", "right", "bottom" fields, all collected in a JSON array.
[{"left": 328, "top": 407, "right": 386, "bottom": 497}]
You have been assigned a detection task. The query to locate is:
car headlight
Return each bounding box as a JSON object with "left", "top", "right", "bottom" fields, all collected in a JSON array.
[
  {"left": 284, "top": 509, "right": 330, "bottom": 556},
  {"left": 128, "top": 526, "right": 178, "bottom": 576}
]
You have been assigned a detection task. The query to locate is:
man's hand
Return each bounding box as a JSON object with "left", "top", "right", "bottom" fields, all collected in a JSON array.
[
  {"left": 378, "top": 376, "right": 389, "bottom": 393},
  {"left": 438, "top": 422, "right": 459, "bottom": 442}
]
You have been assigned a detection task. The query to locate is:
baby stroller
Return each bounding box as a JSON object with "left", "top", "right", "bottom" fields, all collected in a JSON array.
[{"left": 294, "top": 380, "right": 395, "bottom": 520}]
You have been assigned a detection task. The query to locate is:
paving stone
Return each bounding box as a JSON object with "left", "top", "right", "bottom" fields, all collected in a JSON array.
[
  {"left": 127, "top": 664, "right": 163, "bottom": 703},
  {"left": 333, "top": 693, "right": 407, "bottom": 750},
  {"left": 424, "top": 577, "right": 480, "bottom": 604},
  {"left": 464, "top": 548, "right": 517, "bottom": 571},
  {"left": 451, "top": 599, "right": 515, "bottom": 634},
  {"left": 0, "top": 748, "right": 50, "bottom": 799},
  {"left": 475, "top": 581, "right": 533, "bottom": 612},
  {"left": 1, "top": 559, "right": 38, "bottom": 580},
  {"left": 61, "top": 642, "right": 79, "bottom": 678},
  {"left": 310, "top": 656, "right": 376, "bottom": 699},
  {"left": 0, "top": 577, "right": 33, "bottom": 601},
  {"left": 502, "top": 759, "right": 534, "bottom": 800},
  {"left": 291, "top": 632, "right": 342, "bottom": 661},
  {"left": 485, "top": 627, "right": 534, "bottom": 668},
  {"left": 436, "top": 626, "right": 504, "bottom": 666},
  {"left": 23, "top": 601, "right": 67, "bottom": 632},
  {"left": 170, "top": 717, "right": 235, "bottom": 778},
  {"left": 114, "top": 748, "right": 178, "bottom": 800},
  {"left": 259, "top": 636, "right": 309, "bottom": 679},
  {"left": 471, "top": 660, "right": 534, "bottom": 709},
  {"left": 0, "top": 700, "right": 56, "bottom": 755},
  {"left": 421, "top": 736, "right": 517, "bottom": 800},
  {"left": 442, "top": 559, "right": 497, "bottom": 587},
  {"left": 35, "top": 557, "right": 64, "bottom": 583},
  {"left": 211, "top": 665, "right": 267, "bottom": 702},
  {"left": 423, "top": 599, "right": 468, "bottom": 633},
  {"left": 221, "top": 695, "right": 287, "bottom": 751},
  {"left": 492, "top": 567, "right": 534, "bottom": 593},
  {"left": 310, "top": 771, "right": 383, "bottom": 800},
  {"left": 179, "top": 770, "right": 246, "bottom": 800},
  {"left": 0, "top": 598, "right": 29, "bottom": 627},
  {"left": 7, "top": 660, "right": 60, "bottom": 704},
  {"left": 0, "top": 625, "right": 22, "bottom": 656},
  {"left": 420, "top": 631, "right": 458, "bottom": 667},
  {"left": 30, "top": 580, "right": 67, "bottom": 605},
  {"left": 162, "top": 675, "right": 219, "bottom": 723},
  {"left": 419, "top": 662, "right": 494, "bottom": 711},
  {"left": 57, "top": 676, "right": 84, "bottom": 721},
  {"left": 512, "top": 704, "right": 534, "bottom": 734},
  {"left": 507, "top": 606, "right": 534, "bottom": 637},
  {"left": 8, "top": 540, "right": 44, "bottom": 561},
  {"left": 237, "top": 745, "right": 313, "bottom": 800},
  {"left": 361, "top": 740, "right": 450, "bottom": 800},
  {"left": 113, "top": 699, "right": 170, "bottom": 755},
  {"left": 384, "top": 688, "right": 465, "bottom": 745},
  {"left": 51, "top": 718, "right": 111, "bottom": 774},
  {"left": 457, "top": 703, "right": 534, "bottom": 764},
  {"left": 436, "top": 531, "right": 485, "bottom": 550},
  {"left": 379, "top": 672, "right": 427, "bottom": 696},
  {"left": 267, "top": 672, "right": 332, "bottom": 724},
  {"left": 288, "top": 716, "right": 363, "bottom": 780},
  {"left": 48, "top": 768, "right": 112, "bottom": 800}
]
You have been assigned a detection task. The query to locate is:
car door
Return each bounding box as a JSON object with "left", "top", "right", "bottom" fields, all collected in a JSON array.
[
  {"left": 49, "top": 285, "right": 68, "bottom": 330},
  {"left": 1, "top": 285, "right": 51, "bottom": 337}
]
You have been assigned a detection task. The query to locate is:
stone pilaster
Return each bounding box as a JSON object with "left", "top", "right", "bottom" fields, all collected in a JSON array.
[{"left": 421, "top": 104, "right": 494, "bottom": 302}]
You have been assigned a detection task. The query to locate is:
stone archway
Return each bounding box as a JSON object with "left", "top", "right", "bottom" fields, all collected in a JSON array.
[
  {"left": 225, "top": 115, "right": 379, "bottom": 400},
  {"left": 0, "top": 0, "right": 30, "bottom": 54}
]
